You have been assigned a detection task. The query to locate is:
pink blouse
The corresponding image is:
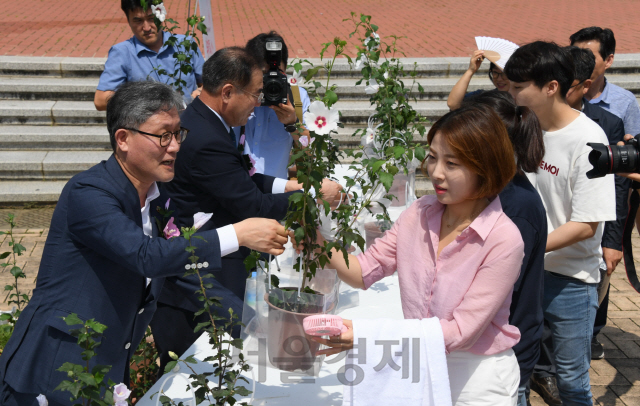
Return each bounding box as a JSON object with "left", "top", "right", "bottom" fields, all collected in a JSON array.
[{"left": 357, "top": 195, "right": 524, "bottom": 355}]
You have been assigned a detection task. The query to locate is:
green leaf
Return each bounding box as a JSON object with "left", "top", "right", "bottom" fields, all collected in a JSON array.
[
  {"left": 325, "top": 89, "right": 338, "bottom": 106},
  {"left": 270, "top": 274, "right": 280, "bottom": 288},
  {"left": 371, "top": 159, "right": 385, "bottom": 173},
  {"left": 164, "top": 360, "right": 178, "bottom": 374},
  {"left": 9, "top": 266, "right": 24, "bottom": 278},
  {"left": 77, "top": 371, "right": 98, "bottom": 387},
  {"left": 63, "top": 313, "right": 83, "bottom": 326},
  {"left": 393, "top": 145, "right": 405, "bottom": 159},
  {"left": 12, "top": 243, "right": 26, "bottom": 255},
  {"left": 294, "top": 227, "right": 305, "bottom": 244},
  {"left": 0, "top": 252, "right": 9, "bottom": 260},
  {"left": 380, "top": 172, "right": 394, "bottom": 191},
  {"left": 415, "top": 146, "right": 426, "bottom": 162},
  {"left": 305, "top": 66, "right": 320, "bottom": 82},
  {"left": 194, "top": 321, "right": 210, "bottom": 333}
]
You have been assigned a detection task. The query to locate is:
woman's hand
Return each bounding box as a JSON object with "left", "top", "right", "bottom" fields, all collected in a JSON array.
[
  {"left": 468, "top": 50, "right": 485, "bottom": 74},
  {"left": 309, "top": 319, "right": 354, "bottom": 356}
]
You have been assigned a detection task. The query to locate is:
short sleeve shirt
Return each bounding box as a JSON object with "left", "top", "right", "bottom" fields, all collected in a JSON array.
[
  {"left": 97, "top": 31, "right": 204, "bottom": 104},
  {"left": 588, "top": 78, "right": 640, "bottom": 136},
  {"left": 525, "top": 112, "right": 616, "bottom": 282}
]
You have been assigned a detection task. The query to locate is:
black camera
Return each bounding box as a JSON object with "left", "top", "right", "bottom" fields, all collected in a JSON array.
[
  {"left": 586, "top": 134, "right": 640, "bottom": 179},
  {"left": 262, "top": 37, "right": 288, "bottom": 106}
]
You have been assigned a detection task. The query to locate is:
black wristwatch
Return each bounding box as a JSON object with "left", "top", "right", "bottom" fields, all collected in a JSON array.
[{"left": 284, "top": 118, "right": 299, "bottom": 133}]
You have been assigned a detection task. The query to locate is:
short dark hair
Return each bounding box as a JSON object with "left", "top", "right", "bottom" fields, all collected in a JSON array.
[
  {"left": 464, "top": 90, "right": 544, "bottom": 175},
  {"left": 504, "top": 41, "right": 574, "bottom": 98},
  {"left": 422, "top": 103, "right": 516, "bottom": 198},
  {"left": 564, "top": 45, "right": 596, "bottom": 83},
  {"left": 106, "top": 81, "right": 183, "bottom": 153},
  {"left": 245, "top": 31, "right": 289, "bottom": 68},
  {"left": 570, "top": 27, "right": 616, "bottom": 60},
  {"left": 202, "top": 47, "right": 259, "bottom": 94},
  {"left": 121, "top": 0, "right": 144, "bottom": 18}
]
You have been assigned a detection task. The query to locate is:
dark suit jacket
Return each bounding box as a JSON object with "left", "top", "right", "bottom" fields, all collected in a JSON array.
[
  {"left": 160, "top": 97, "right": 295, "bottom": 314},
  {"left": 0, "top": 155, "right": 222, "bottom": 403},
  {"left": 583, "top": 100, "right": 631, "bottom": 251}
]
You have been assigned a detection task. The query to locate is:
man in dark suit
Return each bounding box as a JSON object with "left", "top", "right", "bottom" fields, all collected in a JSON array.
[
  {"left": 151, "top": 47, "right": 342, "bottom": 373},
  {"left": 0, "top": 81, "right": 288, "bottom": 405},
  {"left": 565, "top": 45, "right": 629, "bottom": 360}
]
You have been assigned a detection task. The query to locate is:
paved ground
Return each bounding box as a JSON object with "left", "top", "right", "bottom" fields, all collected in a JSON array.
[
  {"left": 1, "top": 207, "right": 640, "bottom": 405},
  {"left": 3, "top": 0, "right": 640, "bottom": 59}
]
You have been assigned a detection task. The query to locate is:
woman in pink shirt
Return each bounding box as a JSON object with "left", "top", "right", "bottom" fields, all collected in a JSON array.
[{"left": 314, "top": 104, "right": 525, "bottom": 405}]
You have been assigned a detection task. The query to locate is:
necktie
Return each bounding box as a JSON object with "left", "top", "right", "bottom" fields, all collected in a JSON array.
[{"left": 228, "top": 128, "right": 236, "bottom": 147}]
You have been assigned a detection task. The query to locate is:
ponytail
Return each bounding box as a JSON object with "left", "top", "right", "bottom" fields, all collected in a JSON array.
[
  {"left": 463, "top": 89, "right": 544, "bottom": 174},
  {"left": 512, "top": 106, "right": 545, "bottom": 174}
]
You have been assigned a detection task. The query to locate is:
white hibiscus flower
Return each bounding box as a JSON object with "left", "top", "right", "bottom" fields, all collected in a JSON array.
[
  {"left": 151, "top": 3, "right": 166, "bottom": 22},
  {"left": 303, "top": 101, "right": 339, "bottom": 135}
]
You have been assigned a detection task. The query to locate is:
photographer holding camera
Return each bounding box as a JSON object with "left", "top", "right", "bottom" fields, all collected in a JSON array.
[{"left": 237, "top": 31, "right": 311, "bottom": 179}]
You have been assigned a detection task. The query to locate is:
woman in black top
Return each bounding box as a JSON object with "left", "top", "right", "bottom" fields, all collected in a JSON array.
[{"left": 465, "top": 90, "right": 547, "bottom": 406}]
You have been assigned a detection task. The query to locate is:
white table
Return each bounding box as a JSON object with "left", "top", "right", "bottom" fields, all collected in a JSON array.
[
  {"left": 137, "top": 164, "right": 411, "bottom": 405},
  {"left": 137, "top": 274, "right": 403, "bottom": 406}
]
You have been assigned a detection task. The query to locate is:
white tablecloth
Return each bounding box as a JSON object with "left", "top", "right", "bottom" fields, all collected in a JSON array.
[
  {"left": 136, "top": 274, "right": 403, "bottom": 406},
  {"left": 136, "top": 164, "right": 411, "bottom": 405}
]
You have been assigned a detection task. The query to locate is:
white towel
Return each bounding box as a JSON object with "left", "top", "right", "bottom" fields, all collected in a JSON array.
[{"left": 342, "top": 318, "right": 452, "bottom": 406}]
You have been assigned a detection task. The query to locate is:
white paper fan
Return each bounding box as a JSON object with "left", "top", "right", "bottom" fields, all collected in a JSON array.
[{"left": 475, "top": 36, "right": 519, "bottom": 70}]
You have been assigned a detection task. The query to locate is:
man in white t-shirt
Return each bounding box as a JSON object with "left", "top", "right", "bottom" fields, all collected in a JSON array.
[{"left": 504, "top": 41, "right": 616, "bottom": 406}]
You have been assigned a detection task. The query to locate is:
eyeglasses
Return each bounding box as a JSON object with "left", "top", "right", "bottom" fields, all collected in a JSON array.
[
  {"left": 489, "top": 70, "right": 508, "bottom": 81},
  {"left": 570, "top": 79, "right": 587, "bottom": 89},
  {"left": 124, "top": 127, "right": 189, "bottom": 147},
  {"left": 238, "top": 88, "right": 264, "bottom": 104}
]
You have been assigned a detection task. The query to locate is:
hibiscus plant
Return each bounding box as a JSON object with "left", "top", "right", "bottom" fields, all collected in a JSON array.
[
  {"left": 53, "top": 314, "right": 132, "bottom": 406},
  {"left": 252, "top": 15, "right": 427, "bottom": 310},
  {"left": 0, "top": 213, "right": 28, "bottom": 332},
  {"left": 157, "top": 205, "right": 251, "bottom": 406}
]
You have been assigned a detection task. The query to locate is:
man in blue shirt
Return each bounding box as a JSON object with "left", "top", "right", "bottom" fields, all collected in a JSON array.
[
  {"left": 237, "top": 31, "right": 311, "bottom": 179},
  {"left": 571, "top": 27, "right": 640, "bottom": 136},
  {"left": 94, "top": 0, "right": 204, "bottom": 110}
]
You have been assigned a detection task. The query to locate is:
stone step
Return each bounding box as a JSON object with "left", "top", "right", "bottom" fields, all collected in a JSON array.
[
  {"left": 0, "top": 126, "right": 110, "bottom": 150},
  {"left": 0, "top": 180, "right": 67, "bottom": 203},
  {"left": 4, "top": 73, "right": 640, "bottom": 101},
  {"left": 2, "top": 54, "right": 640, "bottom": 78},
  {"left": 0, "top": 173, "right": 433, "bottom": 203},
  {"left": 0, "top": 56, "right": 105, "bottom": 78},
  {"left": 0, "top": 76, "right": 98, "bottom": 101},
  {"left": 0, "top": 150, "right": 112, "bottom": 180},
  {"left": 0, "top": 99, "right": 442, "bottom": 126},
  {"left": 0, "top": 100, "right": 105, "bottom": 125},
  {"left": 0, "top": 123, "right": 427, "bottom": 151}
]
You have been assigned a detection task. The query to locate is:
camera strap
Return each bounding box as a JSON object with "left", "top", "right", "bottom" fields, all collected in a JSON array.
[
  {"left": 290, "top": 85, "right": 304, "bottom": 123},
  {"left": 622, "top": 187, "right": 640, "bottom": 294}
]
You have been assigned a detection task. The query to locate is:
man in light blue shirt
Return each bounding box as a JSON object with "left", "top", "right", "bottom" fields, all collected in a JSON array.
[
  {"left": 571, "top": 27, "right": 640, "bottom": 135},
  {"left": 94, "top": 0, "right": 204, "bottom": 111},
  {"left": 235, "top": 31, "right": 311, "bottom": 179}
]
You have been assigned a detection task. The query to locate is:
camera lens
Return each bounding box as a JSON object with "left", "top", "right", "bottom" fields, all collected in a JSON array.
[
  {"left": 264, "top": 79, "right": 284, "bottom": 103},
  {"left": 586, "top": 142, "right": 640, "bottom": 178}
]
